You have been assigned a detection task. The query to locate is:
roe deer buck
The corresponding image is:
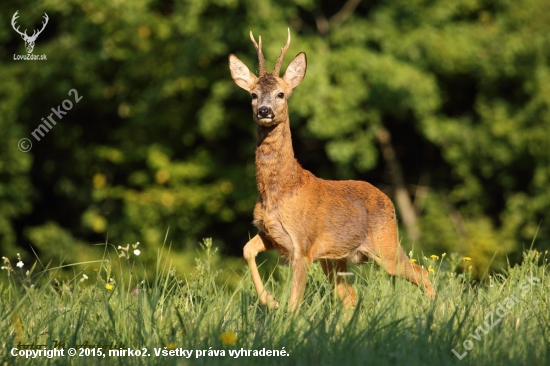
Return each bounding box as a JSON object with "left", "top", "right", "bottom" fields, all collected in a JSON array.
[{"left": 228, "top": 29, "right": 436, "bottom": 311}]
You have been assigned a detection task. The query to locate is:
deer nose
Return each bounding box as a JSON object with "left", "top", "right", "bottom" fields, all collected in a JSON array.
[{"left": 258, "top": 106, "right": 274, "bottom": 118}]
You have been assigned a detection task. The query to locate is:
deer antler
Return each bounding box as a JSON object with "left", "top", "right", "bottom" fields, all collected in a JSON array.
[
  {"left": 249, "top": 31, "right": 266, "bottom": 77},
  {"left": 11, "top": 11, "right": 29, "bottom": 38},
  {"left": 273, "top": 28, "right": 291, "bottom": 76},
  {"left": 28, "top": 13, "right": 49, "bottom": 41},
  {"left": 11, "top": 11, "right": 49, "bottom": 41}
]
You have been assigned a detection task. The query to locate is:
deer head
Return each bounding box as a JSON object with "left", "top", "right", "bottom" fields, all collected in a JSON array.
[
  {"left": 229, "top": 29, "right": 307, "bottom": 127},
  {"left": 11, "top": 11, "right": 49, "bottom": 54}
]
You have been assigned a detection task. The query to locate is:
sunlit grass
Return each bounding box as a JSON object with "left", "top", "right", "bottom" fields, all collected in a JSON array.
[{"left": 1, "top": 240, "right": 548, "bottom": 365}]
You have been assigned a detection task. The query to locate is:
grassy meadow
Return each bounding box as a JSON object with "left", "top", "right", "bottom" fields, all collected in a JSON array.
[{"left": 1, "top": 239, "right": 548, "bottom": 366}]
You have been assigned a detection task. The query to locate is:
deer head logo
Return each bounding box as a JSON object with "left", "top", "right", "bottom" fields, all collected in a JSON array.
[{"left": 11, "top": 10, "right": 49, "bottom": 54}]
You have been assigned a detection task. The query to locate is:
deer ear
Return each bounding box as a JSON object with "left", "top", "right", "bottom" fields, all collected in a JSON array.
[
  {"left": 229, "top": 55, "right": 257, "bottom": 91},
  {"left": 283, "top": 52, "right": 307, "bottom": 89}
]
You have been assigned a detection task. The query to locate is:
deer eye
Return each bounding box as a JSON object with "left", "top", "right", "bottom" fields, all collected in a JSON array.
[
  {"left": 251, "top": 93, "right": 258, "bottom": 99},
  {"left": 277, "top": 92, "right": 285, "bottom": 99}
]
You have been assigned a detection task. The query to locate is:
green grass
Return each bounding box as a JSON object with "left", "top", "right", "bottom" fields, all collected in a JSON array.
[{"left": 1, "top": 239, "right": 548, "bottom": 365}]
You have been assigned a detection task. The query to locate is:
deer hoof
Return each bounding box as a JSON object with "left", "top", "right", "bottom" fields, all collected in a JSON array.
[{"left": 267, "top": 298, "right": 279, "bottom": 310}]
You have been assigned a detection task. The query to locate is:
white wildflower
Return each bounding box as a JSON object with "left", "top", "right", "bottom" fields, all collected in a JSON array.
[
  {"left": 16, "top": 261, "right": 24, "bottom": 268},
  {"left": 134, "top": 249, "right": 141, "bottom": 256}
]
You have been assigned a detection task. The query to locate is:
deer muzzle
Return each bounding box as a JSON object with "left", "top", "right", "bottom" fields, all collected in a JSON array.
[{"left": 257, "top": 106, "right": 274, "bottom": 120}]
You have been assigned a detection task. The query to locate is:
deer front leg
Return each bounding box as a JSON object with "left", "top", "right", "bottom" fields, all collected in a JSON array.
[
  {"left": 320, "top": 259, "right": 358, "bottom": 309},
  {"left": 243, "top": 234, "right": 279, "bottom": 309},
  {"left": 289, "top": 256, "right": 309, "bottom": 312}
]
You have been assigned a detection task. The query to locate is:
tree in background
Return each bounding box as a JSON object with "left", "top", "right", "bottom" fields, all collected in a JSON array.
[{"left": 0, "top": 0, "right": 549, "bottom": 276}]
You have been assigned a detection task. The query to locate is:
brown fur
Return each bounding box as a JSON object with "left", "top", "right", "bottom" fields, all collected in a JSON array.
[{"left": 229, "top": 31, "right": 436, "bottom": 311}]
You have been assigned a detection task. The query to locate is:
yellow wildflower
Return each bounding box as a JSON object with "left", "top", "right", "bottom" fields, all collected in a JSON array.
[
  {"left": 105, "top": 284, "right": 114, "bottom": 291},
  {"left": 94, "top": 268, "right": 99, "bottom": 272},
  {"left": 428, "top": 267, "right": 435, "bottom": 273},
  {"left": 220, "top": 331, "right": 237, "bottom": 345},
  {"left": 430, "top": 255, "right": 439, "bottom": 259},
  {"left": 410, "top": 259, "right": 417, "bottom": 263},
  {"left": 463, "top": 257, "right": 472, "bottom": 261},
  {"left": 166, "top": 343, "right": 176, "bottom": 351}
]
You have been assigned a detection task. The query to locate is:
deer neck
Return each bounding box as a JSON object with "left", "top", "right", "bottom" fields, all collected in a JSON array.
[{"left": 255, "top": 119, "right": 301, "bottom": 202}]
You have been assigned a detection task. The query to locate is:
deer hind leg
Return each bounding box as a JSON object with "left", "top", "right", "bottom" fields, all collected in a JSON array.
[
  {"left": 243, "top": 233, "right": 279, "bottom": 309},
  {"left": 370, "top": 222, "right": 436, "bottom": 299},
  {"left": 289, "top": 256, "right": 309, "bottom": 312},
  {"left": 320, "top": 259, "right": 358, "bottom": 308}
]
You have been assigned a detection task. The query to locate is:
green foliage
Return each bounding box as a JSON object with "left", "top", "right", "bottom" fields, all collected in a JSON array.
[
  {"left": 0, "top": 244, "right": 548, "bottom": 365},
  {"left": 0, "top": 0, "right": 549, "bottom": 274}
]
